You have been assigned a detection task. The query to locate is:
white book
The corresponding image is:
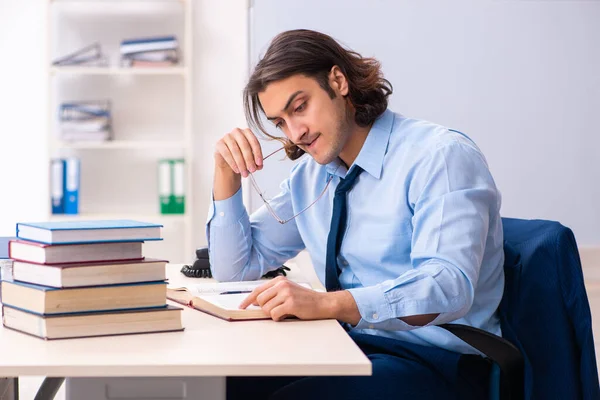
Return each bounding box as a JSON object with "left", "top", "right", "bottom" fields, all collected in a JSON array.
[{"left": 120, "top": 40, "right": 178, "bottom": 55}]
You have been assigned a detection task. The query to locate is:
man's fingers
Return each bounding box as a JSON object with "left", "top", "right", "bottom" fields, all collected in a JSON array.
[
  {"left": 239, "top": 289, "right": 259, "bottom": 309},
  {"left": 223, "top": 133, "right": 247, "bottom": 177},
  {"left": 232, "top": 129, "right": 259, "bottom": 174},
  {"left": 215, "top": 140, "right": 239, "bottom": 173},
  {"left": 238, "top": 277, "right": 287, "bottom": 309},
  {"left": 261, "top": 293, "right": 286, "bottom": 318},
  {"left": 242, "top": 128, "right": 264, "bottom": 168},
  {"left": 270, "top": 303, "right": 294, "bottom": 322},
  {"left": 255, "top": 284, "right": 281, "bottom": 308}
]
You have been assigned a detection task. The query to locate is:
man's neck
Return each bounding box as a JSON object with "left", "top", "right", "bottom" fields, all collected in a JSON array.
[{"left": 338, "top": 122, "right": 372, "bottom": 168}]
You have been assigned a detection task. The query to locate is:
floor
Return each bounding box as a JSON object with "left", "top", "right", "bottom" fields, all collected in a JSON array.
[{"left": 15, "top": 255, "right": 600, "bottom": 399}]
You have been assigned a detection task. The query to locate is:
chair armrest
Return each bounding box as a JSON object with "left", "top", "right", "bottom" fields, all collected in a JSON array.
[{"left": 440, "top": 323, "right": 523, "bottom": 400}]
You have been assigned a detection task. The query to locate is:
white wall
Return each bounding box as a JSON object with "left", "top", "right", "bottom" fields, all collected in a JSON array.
[
  {"left": 0, "top": 0, "right": 249, "bottom": 259},
  {"left": 2, "top": 0, "right": 599, "bottom": 249},
  {"left": 0, "top": 0, "right": 48, "bottom": 237},
  {"left": 191, "top": 0, "right": 249, "bottom": 250},
  {"left": 248, "top": 0, "right": 600, "bottom": 246}
]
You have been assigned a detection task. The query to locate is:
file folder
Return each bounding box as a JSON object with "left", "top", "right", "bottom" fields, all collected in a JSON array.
[
  {"left": 172, "top": 159, "right": 185, "bottom": 214},
  {"left": 50, "top": 159, "right": 65, "bottom": 214},
  {"left": 158, "top": 159, "right": 172, "bottom": 214},
  {"left": 64, "top": 158, "right": 80, "bottom": 215}
]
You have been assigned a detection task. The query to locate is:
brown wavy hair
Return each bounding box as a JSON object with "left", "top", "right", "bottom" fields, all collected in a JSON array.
[{"left": 244, "top": 29, "right": 393, "bottom": 160}]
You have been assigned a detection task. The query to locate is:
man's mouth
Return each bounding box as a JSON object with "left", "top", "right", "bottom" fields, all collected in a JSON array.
[{"left": 303, "top": 135, "right": 319, "bottom": 150}]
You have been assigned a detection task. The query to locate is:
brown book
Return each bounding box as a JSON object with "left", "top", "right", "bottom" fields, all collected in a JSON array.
[
  {"left": 167, "top": 287, "right": 269, "bottom": 321},
  {"left": 12, "top": 258, "right": 167, "bottom": 288},
  {"left": 1, "top": 280, "right": 167, "bottom": 315},
  {"left": 2, "top": 305, "right": 183, "bottom": 340}
]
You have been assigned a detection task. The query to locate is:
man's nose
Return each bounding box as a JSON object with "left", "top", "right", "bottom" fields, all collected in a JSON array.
[{"left": 288, "top": 120, "right": 308, "bottom": 144}]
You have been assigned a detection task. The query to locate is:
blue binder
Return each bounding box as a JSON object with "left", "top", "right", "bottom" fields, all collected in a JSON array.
[
  {"left": 64, "top": 158, "right": 80, "bottom": 215},
  {"left": 50, "top": 159, "right": 66, "bottom": 214}
]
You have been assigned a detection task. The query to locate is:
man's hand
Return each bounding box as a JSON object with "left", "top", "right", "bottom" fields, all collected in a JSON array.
[
  {"left": 238, "top": 276, "right": 361, "bottom": 324},
  {"left": 213, "top": 127, "right": 264, "bottom": 201}
]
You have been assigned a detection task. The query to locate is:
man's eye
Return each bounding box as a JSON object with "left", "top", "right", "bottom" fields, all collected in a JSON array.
[{"left": 295, "top": 102, "right": 306, "bottom": 113}]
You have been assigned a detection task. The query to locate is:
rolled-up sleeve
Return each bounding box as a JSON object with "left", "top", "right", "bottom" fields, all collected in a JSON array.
[{"left": 347, "top": 140, "right": 499, "bottom": 330}]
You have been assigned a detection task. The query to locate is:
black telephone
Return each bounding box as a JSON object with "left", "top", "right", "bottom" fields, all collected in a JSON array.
[{"left": 181, "top": 247, "right": 291, "bottom": 279}]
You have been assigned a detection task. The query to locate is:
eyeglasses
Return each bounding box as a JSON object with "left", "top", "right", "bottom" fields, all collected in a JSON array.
[{"left": 248, "top": 146, "right": 336, "bottom": 224}]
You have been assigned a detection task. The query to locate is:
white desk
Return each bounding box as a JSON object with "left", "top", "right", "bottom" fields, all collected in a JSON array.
[{"left": 0, "top": 264, "right": 371, "bottom": 399}]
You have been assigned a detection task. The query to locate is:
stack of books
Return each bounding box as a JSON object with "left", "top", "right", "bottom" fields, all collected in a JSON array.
[
  {"left": 1, "top": 220, "right": 184, "bottom": 340},
  {"left": 120, "top": 36, "right": 179, "bottom": 68},
  {"left": 52, "top": 43, "right": 108, "bottom": 67},
  {"left": 0, "top": 237, "right": 16, "bottom": 302},
  {"left": 59, "top": 100, "right": 112, "bottom": 142}
]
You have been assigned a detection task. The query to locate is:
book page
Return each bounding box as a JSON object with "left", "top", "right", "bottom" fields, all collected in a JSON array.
[
  {"left": 183, "top": 280, "right": 312, "bottom": 296},
  {"left": 187, "top": 280, "right": 266, "bottom": 296},
  {"left": 199, "top": 293, "right": 261, "bottom": 311}
]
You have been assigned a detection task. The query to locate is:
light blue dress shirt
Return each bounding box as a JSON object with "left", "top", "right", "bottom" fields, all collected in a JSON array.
[{"left": 206, "top": 109, "right": 504, "bottom": 355}]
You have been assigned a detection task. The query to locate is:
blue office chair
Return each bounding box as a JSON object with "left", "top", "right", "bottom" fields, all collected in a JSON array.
[
  {"left": 442, "top": 218, "right": 600, "bottom": 399},
  {"left": 34, "top": 218, "right": 600, "bottom": 400}
]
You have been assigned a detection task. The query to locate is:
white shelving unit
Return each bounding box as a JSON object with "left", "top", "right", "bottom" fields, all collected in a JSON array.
[
  {"left": 46, "top": 0, "right": 194, "bottom": 264},
  {"left": 50, "top": 66, "right": 188, "bottom": 76}
]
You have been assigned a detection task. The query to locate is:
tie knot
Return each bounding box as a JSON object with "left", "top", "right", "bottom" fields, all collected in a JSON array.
[{"left": 335, "top": 166, "right": 363, "bottom": 195}]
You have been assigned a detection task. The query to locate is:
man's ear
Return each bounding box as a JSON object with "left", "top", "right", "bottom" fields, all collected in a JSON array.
[{"left": 329, "top": 66, "right": 349, "bottom": 96}]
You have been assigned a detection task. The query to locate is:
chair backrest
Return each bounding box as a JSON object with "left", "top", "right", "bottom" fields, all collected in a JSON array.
[{"left": 500, "top": 218, "right": 600, "bottom": 399}]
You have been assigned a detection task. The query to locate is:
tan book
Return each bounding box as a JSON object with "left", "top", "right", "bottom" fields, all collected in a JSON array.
[
  {"left": 12, "top": 258, "right": 167, "bottom": 288},
  {"left": 166, "top": 281, "right": 313, "bottom": 321},
  {"left": 2, "top": 305, "right": 183, "bottom": 340},
  {"left": 1, "top": 280, "right": 167, "bottom": 315},
  {"left": 167, "top": 287, "right": 269, "bottom": 321}
]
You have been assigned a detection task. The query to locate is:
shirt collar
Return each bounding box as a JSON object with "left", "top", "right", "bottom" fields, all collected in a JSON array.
[{"left": 325, "top": 109, "right": 394, "bottom": 179}]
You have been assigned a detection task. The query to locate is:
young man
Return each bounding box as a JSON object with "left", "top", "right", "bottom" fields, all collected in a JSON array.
[{"left": 207, "top": 29, "right": 504, "bottom": 399}]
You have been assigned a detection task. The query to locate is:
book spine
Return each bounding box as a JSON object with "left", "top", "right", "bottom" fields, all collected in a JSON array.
[
  {"left": 120, "top": 41, "right": 178, "bottom": 55},
  {"left": 120, "top": 36, "right": 176, "bottom": 45}
]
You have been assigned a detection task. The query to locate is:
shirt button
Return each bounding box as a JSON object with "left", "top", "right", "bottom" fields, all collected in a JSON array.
[
  {"left": 372, "top": 313, "right": 379, "bottom": 320},
  {"left": 369, "top": 324, "right": 374, "bottom": 329},
  {"left": 219, "top": 212, "right": 225, "bottom": 217}
]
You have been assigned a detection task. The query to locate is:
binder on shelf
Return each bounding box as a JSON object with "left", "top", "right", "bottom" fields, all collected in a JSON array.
[
  {"left": 172, "top": 159, "right": 185, "bottom": 214},
  {"left": 120, "top": 35, "right": 179, "bottom": 68},
  {"left": 64, "top": 158, "right": 80, "bottom": 215},
  {"left": 50, "top": 159, "right": 65, "bottom": 214},
  {"left": 52, "top": 42, "right": 108, "bottom": 67},
  {"left": 158, "top": 159, "right": 172, "bottom": 214},
  {"left": 59, "top": 100, "right": 112, "bottom": 142}
]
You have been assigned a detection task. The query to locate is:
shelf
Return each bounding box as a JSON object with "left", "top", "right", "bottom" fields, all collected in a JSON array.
[
  {"left": 52, "top": 140, "right": 187, "bottom": 150},
  {"left": 47, "top": 0, "right": 194, "bottom": 264},
  {"left": 49, "top": 213, "right": 189, "bottom": 223},
  {"left": 50, "top": 66, "right": 187, "bottom": 76},
  {"left": 50, "top": 0, "right": 185, "bottom": 3}
]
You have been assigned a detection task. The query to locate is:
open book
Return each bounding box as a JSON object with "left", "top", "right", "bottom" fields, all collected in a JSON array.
[{"left": 167, "top": 280, "right": 312, "bottom": 321}]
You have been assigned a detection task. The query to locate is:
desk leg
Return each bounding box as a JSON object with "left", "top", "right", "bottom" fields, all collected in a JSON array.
[
  {"left": 0, "top": 378, "right": 18, "bottom": 400},
  {"left": 66, "top": 377, "right": 225, "bottom": 400}
]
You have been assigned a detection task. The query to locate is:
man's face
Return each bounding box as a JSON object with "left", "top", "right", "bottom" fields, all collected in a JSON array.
[{"left": 258, "top": 72, "right": 351, "bottom": 165}]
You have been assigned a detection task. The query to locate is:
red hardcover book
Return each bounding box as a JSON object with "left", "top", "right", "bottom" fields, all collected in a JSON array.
[{"left": 8, "top": 240, "right": 144, "bottom": 265}]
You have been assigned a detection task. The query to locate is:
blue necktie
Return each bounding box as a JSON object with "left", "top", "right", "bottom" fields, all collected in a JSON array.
[{"left": 325, "top": 166, "right": 364, "bottom": 291}]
